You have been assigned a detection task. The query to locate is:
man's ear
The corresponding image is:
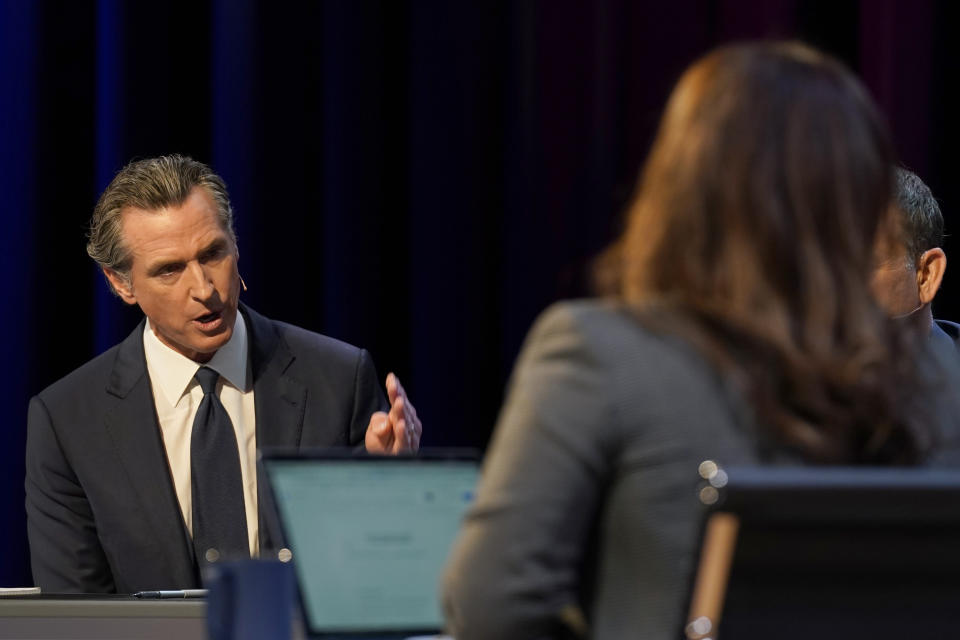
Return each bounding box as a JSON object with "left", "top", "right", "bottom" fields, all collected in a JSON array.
[
  {"left": 917, "top": 247, "right": 946, "bottom": 305},
  {"left": 103, "top": 268, "right": 137, "bottom": 305}
]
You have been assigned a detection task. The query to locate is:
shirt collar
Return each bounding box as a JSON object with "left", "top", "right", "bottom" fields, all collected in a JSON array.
[{"left": 143, "top": 312, "right": 250, "bottom": 407}]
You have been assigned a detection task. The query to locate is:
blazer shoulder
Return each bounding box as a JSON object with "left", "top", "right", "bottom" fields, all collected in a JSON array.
[
  {"left": 527, "top": 299, "right": 748, "bottom": 435},
  {"left": 934, "top": 318, "right": 960, "bottom": 342},
  {"left": 529, "top": 299, "right": 640, "bottom": 347},
  {"left": 35, "top": 345, "right": 122, "bottom": 406},
  {"left": 530, "top": 299, "right": 707, "bottom": 373},
  {"left": 269, "top": 319, "right": 368, "bottom": 368}
]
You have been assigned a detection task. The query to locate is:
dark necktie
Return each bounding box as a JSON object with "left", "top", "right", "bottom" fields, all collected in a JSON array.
[{"left": 191, "top": 366, "right": 249, "bottom": 566}]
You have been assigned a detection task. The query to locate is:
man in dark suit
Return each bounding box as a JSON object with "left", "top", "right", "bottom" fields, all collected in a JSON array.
[
  {"left": 871, "top": 167, "right": 958, "bottom": 351},
  {"left": 25, "top": 155, "right": 422, "bottom": 593}
]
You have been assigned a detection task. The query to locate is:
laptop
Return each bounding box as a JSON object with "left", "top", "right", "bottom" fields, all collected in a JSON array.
[
  {"left": 681, "top": 466, "right": 960, "bottom": 640},
  {"left": 260, "top": 449, "right": 479, "bottom": 639}
]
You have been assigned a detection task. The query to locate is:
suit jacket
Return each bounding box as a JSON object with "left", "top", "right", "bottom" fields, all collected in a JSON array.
[
  {"left": 442, "top": 300, "right": 960, "bottom": 640},
  {"left": 25, "top": 304, "right": 387, "bottom": 593},
  {"left": 932, "top": 318, "right": 960, "bottom": 355}
]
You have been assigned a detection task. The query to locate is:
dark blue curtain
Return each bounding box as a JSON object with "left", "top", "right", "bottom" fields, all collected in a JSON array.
[
  {"left": 2, "top": 0, "right": 957, "bottom": 587},
  {"left": 1, "top": 0, "right": 38, "bottom": 588}
]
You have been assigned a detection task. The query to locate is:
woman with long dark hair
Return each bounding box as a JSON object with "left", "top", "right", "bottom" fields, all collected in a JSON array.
[{"left": 442, "top": 42, "right": 960, "bottom": 639}]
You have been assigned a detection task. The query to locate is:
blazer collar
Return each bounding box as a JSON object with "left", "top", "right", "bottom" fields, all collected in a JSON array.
[
  {"left": 931, "top": 320, "right": 958, "bottom": 351},
  {"left": 239, "top": 302, "right": 306, "bottom": 449},
  {"left": 107, "top": 317, "right": 149, "bottom": 398},
  {"left": 241, "top": 302, "right": 291, "bottom": 382},
  {"left": 109, "top": 304, "right": 297, "bottom": 397}
]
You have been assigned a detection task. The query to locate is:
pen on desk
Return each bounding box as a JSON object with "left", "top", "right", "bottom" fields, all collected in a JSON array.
[{"left": 133, "top": 589, "right": 208, "bottom": 599}]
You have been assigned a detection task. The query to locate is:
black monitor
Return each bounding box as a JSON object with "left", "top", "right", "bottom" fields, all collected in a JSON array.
[{"left": 681, "top": 466, "right": 960, "bottom": 640}]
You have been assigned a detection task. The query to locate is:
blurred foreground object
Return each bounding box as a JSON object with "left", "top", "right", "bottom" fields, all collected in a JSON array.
[{"left": 442, "top": 41, "right": 960, "bottom": 640}]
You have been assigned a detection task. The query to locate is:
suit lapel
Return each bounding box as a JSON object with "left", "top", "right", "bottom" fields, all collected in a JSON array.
[
  {"left": 243, "top": 304, "right": 306, "bottom": 448},
  {"left": 103, "top": 321, "right": 197, "bottom": 587},
  {"left": 241, "top": 304, "right": 307, "bottom": 550}
]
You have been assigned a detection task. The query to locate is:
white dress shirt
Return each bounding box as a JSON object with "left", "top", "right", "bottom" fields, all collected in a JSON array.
[{"left": 143, "top": 314, "right": 259, "bottom": 556}]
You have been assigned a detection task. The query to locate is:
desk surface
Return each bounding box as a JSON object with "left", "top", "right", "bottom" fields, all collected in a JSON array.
[
  {"left": 0, "top": 597, "right": 428, "bottom": 639},
  {"left": 0, "top": 597, "right": 206, "bottom": 640}
]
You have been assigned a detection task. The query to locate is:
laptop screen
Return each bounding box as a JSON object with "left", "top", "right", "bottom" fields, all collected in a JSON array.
[{"left": 263, "top": 454, "right": 478, "bottom": 636}]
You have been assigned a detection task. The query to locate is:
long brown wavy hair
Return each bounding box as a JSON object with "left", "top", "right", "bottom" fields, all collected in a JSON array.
[{"left": 600, "top": 42, "right": 931, "bottom": 463}]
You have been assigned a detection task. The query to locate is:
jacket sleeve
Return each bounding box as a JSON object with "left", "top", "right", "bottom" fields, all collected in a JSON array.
[
  {"left": 348, "top": 348, "right": 390, "bottom": 447},
  {"left": 25, "top": 395, "right": 116, "bottom": 593},
  {"left": 441, "top": 304, "right": 614, "bottom": 640}
]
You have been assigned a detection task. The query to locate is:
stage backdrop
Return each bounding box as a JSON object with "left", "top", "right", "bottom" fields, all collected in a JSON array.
[{"left": 2, "top": 0, "right": 956, "bottom": 587}]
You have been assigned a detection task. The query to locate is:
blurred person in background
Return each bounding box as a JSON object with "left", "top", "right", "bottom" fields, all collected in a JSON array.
[
  {"left": 871, "top": 167, "right": 959, "bottom": 350},
  {"left": 442, "top": 42, "right": 960, "bottom": 640}
]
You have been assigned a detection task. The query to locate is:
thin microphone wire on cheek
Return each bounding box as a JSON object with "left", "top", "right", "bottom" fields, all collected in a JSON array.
[
  {"left": 892, "top": 303, "right": 924, "bottom": 320},
  {"left": 892, "top": 281, "right": 925, "bottom": 320}
]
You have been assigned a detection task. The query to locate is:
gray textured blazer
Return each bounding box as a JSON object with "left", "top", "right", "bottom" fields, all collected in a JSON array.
[
  {"left": 442, "top": 300, "right": 960, "bottom": 640},
  {"left": 26, "top": 303, "right": 386, "bottom": 593}
]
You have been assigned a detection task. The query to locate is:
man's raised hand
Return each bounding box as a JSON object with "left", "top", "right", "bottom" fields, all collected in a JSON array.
[{"left": 364, "top": 373, "right": 422, "bottom": 454}]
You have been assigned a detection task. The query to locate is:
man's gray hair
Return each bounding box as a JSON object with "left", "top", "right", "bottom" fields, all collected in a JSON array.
[
  {"left": 894, "top": 167, "right": 943, "bottom": 265},
  {"left": 87, "top": 155, "right": 236, "bottom": 293}
]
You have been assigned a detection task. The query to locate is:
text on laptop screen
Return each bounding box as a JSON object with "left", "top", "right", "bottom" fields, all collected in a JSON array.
[{"left": 265, "top": 458, "right": 478, "bottom": 633}]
